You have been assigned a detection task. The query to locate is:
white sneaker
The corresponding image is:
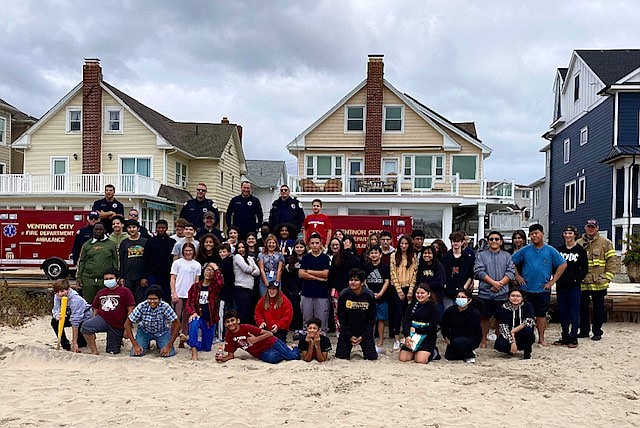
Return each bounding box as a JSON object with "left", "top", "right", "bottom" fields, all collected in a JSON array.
[
  {"left": 487, "top": 333, "right": 497, "bottom": 341},
  {"left": 375, "top": 345, "right": 386, "bottom": 354},
  {"left": 465, "top": 357, "right": 476, "bottom": 363},
  {"left": 392, "top": 340, "right": 401, "bottom": 350}
]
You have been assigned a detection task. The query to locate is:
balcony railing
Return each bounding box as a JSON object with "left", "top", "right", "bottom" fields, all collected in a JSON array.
[
  {"left": 482, "top": 180, "right": 515, "bottom": 199},
  {"left": 288, "top": 174, "right": 460, "bottom": 195},
  {"left": 0, "top": 174, "right": 162, "bottom": 196}
]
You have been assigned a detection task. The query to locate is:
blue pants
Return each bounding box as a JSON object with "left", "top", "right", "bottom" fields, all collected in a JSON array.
[
  {"left": 187, "top": 318, "right": 216, "bottom": 352},
  {"left": 131, "top": 328, "right": 176, "bottom": 357},
  {"left": 557, "top": 286, "right": 581, "bottom": 342},
  {"left": 259, "top": 339, "right": 300, "bottom": 364}
]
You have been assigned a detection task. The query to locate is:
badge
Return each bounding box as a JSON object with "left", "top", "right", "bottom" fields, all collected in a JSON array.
[
  {"left": 291, "top": 204, "right": 295, "bottom": 209},
  {"left": 203, "top": 208, "right": 208, "bottom": 212},
  {"left": 112, "top": 203, "right": 118, "bottom": 208},
  {"left": 247, "top": 201, "right": 252, "bottom": 206}
]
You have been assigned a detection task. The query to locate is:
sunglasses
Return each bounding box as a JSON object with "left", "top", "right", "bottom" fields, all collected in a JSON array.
[
  {"left": 196, "top": 188, "right": 207, "bottom": 193},
  {"left": 488, "top": 237, "right": 501, "bottom": 242},
  {"left": 280, "top": 189, "right": 289, "bottom": 193}
]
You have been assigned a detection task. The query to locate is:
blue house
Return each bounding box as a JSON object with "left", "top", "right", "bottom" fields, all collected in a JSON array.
[{"left": 543, "top": 49, "right": 640, "bottom": 249}]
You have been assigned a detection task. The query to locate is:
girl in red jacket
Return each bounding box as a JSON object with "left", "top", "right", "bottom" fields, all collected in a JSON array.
[{"left": 254, "top": 281, "right": 293, "bottom": 342}]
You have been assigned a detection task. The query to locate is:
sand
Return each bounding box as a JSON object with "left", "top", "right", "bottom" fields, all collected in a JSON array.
[{"left": 1, "top": 318, "right": 639, "bottom": 427}]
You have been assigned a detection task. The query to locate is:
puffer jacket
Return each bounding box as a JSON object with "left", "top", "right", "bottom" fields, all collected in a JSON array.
[{"left": 577, "top": 233, "right": 618, "bottom": 291}]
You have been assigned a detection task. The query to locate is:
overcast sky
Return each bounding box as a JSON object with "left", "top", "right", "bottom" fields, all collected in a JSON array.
[{"left": 2, "top": 0, "right": 639, "bottom": 184}]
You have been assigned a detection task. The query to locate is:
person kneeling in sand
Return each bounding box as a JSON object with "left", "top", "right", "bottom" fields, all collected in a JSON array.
[
  {"left": 81, "top": 268, "right": 135, "bottom": 355},
  {"left": 494, "top": 287, "right": 536, "bottom": 360},
  {"left": 335, "top": 268, "right": 378, "bottom": 361},
  {"left": 124, "top": 285, "right": 181, "bottom": 357},
  {"left": 216, "top": 310, "right": 300, "bottom": 364},
  {"left": 299, "top": 317, "right": 331, "bottom": 362},
  {"left": 186, "top": 262, "right": 224, "bottom": 361},
  {"left": 51, "top": 279, "right": 92, "bottom": 352}
]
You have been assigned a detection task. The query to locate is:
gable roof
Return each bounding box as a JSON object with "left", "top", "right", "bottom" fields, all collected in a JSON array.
[
  {"left": 558, "top": 68, "right": 568, "bottom": 80},
  {"left": 601, "top": 145, "right": 640, "bottom": 164},
  {"left": 288, "top": 79, "right": 490, "bottom": 155},
  {"left": 0, "top": 98, "right": 37, "bottom": 123},
  {"left": 575, "top": 49, "right": 640, "bottom": 85},
  {"left": 245, "top": 160, "right": 287, "bottom": 189}
]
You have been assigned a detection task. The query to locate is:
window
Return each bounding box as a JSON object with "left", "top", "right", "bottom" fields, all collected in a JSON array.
[
  {"left": 384, "top": 106, "right": 403, "bottom": 131},
  {"left": 105, "top": 107, "right": 123, "bottom": 133},
  {"left": 403, "top": 155, "right": 444, "bottom": 188},
  {"left": 580, "top": 127, "right": 588, "bottom": 146},
  {"left": 578, "top": 176, "right": 586, "bottom": 204},
  {"left": 563, "top": 139, "right": 570, "bottom": 164},
  {"left": 220, "top": 171, "right": 224, "bottom": 187},
  {"left": 0, "top": 163, "right": 6, "bottom": 174},
  {"left": 0, "top": 117, "right": 6, "bottom": 144},
  {"left": 175, "top": 161, "right": 187, "bottom": 187},
  {"left": 451, "top": 155, "right": 478, "bottom": 181},
  {"left": 554, "top": 90, "right": 562, "bottom": 120},
  {"left": 141, "top": 208, "right": 160, "bottom": 232},
  {"left": 305, "top": 155, "right": 343, "bottom": 179},
  {"left": 66, "top": 107, "right": 81, "bottom": 133},
  {"left": 121, "top": 157, "right": 151, "bottom": 176},
  {"left": 574, "top": 74, "right": 580, "bottom": 102},
  {"left": 564, "top": 181, "right": 576, "bottom": 212},
  {"left": 534, "top": 188, "right": 540, "bottom": 207},
  {"left": 51, "top": 157, "right": 69, "bottom": 192},
  {"left": 345, "top": 106, "right": 364, "bottom": 132},
  {"left": 521, "top": 190, "right": 531, "bottom": 199}
]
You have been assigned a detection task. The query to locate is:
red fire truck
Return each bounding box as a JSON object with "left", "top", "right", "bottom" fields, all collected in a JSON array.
[
  {"left": 327, "top": 215, "right": 412, "bottom": 251},
  {"left": 0, "top": 210, "right": 87, "bottom": 279}
]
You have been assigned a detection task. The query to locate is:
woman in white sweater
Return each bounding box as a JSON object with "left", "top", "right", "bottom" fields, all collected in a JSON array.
[{"left": 233, "top": 241, "right": 260, "bottom": 323}]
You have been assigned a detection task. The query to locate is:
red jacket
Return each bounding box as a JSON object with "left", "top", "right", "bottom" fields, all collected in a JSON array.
[
  {"left": 254, "top": 293, "right": 293, "bottom": 331},
  {"left": 186, "top": 270, "right": 224, "bottom": 327}
]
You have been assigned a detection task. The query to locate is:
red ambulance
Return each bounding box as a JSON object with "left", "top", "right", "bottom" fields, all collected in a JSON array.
[
  {"left": 0, "top": 210, "right": 87, "bottom": 279},
  {"left": 327, "top": 215, "right": 412, "bottom": 252}
]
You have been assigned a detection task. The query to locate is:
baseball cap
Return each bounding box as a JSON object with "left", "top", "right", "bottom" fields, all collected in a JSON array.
[
  {"left": 124, "top": 219, "right": 139, "bottom": 228},
  {"left": 563, "top": 225, "right": 578, "bottom": 234},
  {"left": 204, "top": 211, "right": 215, "bottom": 219},
  {"left": 88, "top": 211, "right": 100, "bottom": 220},
  {"left": 267, "top": 281, "right": 280, "bottom": 289},
  {"left": 585, "top": 218, "right": 599, "bottom": 228}
]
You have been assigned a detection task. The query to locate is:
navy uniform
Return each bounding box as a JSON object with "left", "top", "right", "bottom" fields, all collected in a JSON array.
[
  {"left": 268, "top": 196, "right": 305, "bottom": 233},
  {"left": 72, "top": 211, "right": 100, "bottom": 264},
  {"left": 92, "top": 198, "right": 124, "bottom": 234},
  {"left": 225, "top": 194, "right": 263, "bottom": 239},
  {"left": 180, "top": 198, "right": 219, "bottom": 230}
]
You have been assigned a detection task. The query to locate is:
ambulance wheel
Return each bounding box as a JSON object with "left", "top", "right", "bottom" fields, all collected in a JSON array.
[{"left": 43, "top": 259, "right": 68, "bottom": 280}]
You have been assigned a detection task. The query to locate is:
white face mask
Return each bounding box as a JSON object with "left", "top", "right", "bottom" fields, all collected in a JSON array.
[{"left": 104, "top": 278, "right": 118, "bottom": 289}]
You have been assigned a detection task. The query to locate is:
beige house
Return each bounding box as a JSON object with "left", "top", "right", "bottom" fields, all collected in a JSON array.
[
  {"left": 6, "top": 59, "right": 246, "bottom": 231},
  {"left": 287, "top": 55, "right": 514, "bottom": 240},
  {"left": 0, "top": 98, "right": 36, "bottom": 174}
]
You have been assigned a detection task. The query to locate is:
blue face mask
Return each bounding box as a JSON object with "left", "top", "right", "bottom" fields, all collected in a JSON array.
[
  {"left": 455, "top": 297, "right": 468, "bottom": 308},
  {"left": 104, "top": 279, "right": 118, "bottom": 289}
]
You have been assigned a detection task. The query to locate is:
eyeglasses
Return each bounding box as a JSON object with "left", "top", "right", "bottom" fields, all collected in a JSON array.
[
  {"left": 147, "top": 297, "right": 160, "bottom": 301},
  {"left": 129, "top": 213, "right": 139, "bottom": 218},
  {"left": 488, "top": 237, "right": 501, "bottom": 242},
  {"left": 280, "top": 189, "right": 289, "bottom": 193},
  {"left": 196, "top": 188, "right": 207, "bottom": 193}
]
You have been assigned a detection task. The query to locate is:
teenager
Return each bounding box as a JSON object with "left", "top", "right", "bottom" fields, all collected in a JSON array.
[
  {"left": 143, "top": 220, "right": 176, "bottom": 304},
  {"left": 172, "top": 223, "right": 199, "bottom": 260},
  {"left": 51, "top": 279, "right": 90, "bottom": 352},
  {"left": 494, "top": 287, "right": 536, "bottom": 359},
  {"left": 302, "top": 199, "right": 332, "bottom": 245},
  {"left": 442, "top": 231, "right": 475, "bottom": 310},
  {"left": 363, "top": 245, "right": 390, "bottom": 352},
  {"left": 299, "top": 317, "right": 331, "bottom": 362},
  {"left": 232, "top": 241, "right": 260, "bottom": 323},
  {"left": 474, "top": 230, "right": 515, "bottom": 348},
  {"left": 282, "top": 239, "right": 306, "bottom": 334},
  {"left": 416, "top": 245, "right": 446, "bottom": 316},
  {"left": 335, "top": 269, "right": 378, "bottom": 361},
  {"left": 245, "top": 232, "right": 260, "bottom": 259},
  {"left": 342, "top": 234, "right": 359, "bottom": 259},
  {"left": 169, "top": 243, "right": 202, "bottom": 346},
  {"left": 225, "top": 226, "right": 239, "bottom": 252},
  {"left": 217, "top": 310, "right": 300, "bottom": 364},
  {"left": 257, "top": 234, "right": 284, "bottom": 297},
  {"left": 119, "top": 219, "right": 148, "bottom": 304},
  {"left": 298, "top": 232, "right": 331, "bottom": 331},
  {"left": 254, "top": 281, "right": 293, "bottom": 342},
  {"left": 441, "top": 289, "right": 482, "bottom": 363},
  {"left": 398, "top": 283, "right": 440, "bottom": 364},
  {"left": 328, "top": 237, "right": 361, "bottom": 333},
  {"left": 274, "top": 223, "right": 296, "bottom": 256},
  {"left": 390, "top": 234, "right": 417, "bottom": 350},
  {"left": 185, "top": 262, "right": 224, "bottom": 360},
  {"left": 360, "top": 232, "right": 381, "bottom": 265},
  {"left": 196, "top": 233, "right": 222, "bottom": 267}
]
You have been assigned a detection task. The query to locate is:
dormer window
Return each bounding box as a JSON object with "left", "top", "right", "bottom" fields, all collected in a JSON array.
[{"left": 573, "top": 74, "right": 580, "bottom": 102}]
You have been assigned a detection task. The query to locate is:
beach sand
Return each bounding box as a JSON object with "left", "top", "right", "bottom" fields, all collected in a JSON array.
[{"left": 1, "top": 318, "right": 639, "bottom": 427}]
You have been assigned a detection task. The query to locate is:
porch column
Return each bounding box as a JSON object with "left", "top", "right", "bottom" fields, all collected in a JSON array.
[
  {"left": 442, "top": 206, "right": 453, "bottom": 240},
  {"left": 477, "top": 203, "right": 486, "bottom": 240},
  {"left": 624, "top": 164, "right": 631, "bottom": 219}
]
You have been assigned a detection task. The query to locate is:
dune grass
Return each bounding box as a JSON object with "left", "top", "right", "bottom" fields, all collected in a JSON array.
[{"left": 0, "top": 280, "right": 51, "bottom": 328}]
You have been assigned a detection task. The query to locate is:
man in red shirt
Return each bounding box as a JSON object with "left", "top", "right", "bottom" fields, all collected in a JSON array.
[
  {"left": 81, "top": 267, "right": 135, "bottom": 355},
  {"left": 302, "top": 199, "right": 333, "bottom": 245},
  {"left": 217, "top": 310, "right": 300, "bottom": 364}
]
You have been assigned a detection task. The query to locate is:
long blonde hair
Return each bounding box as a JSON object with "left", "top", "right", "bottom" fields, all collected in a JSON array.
[{"left": 263, "top": 287, "right": 283, "bottom": 310}]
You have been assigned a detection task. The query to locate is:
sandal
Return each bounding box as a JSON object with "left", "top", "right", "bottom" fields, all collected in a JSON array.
[{"left": 552, "top": 340, "right": 567, "bottom": 346}]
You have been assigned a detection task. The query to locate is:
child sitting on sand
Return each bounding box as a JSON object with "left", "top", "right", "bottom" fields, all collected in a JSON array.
[
  {"left": 216, "top": 310, "right": 300, "bottom": 364},
  {"left": 298, "top": 317, "right": 331, "bottom": 362},
  {"left": 51, "top": 279, "right": 92, "bottom": 352}
]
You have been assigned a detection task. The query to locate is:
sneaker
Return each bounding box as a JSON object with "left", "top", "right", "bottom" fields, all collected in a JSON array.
[
  {"left": 465, "top": 357, "right": 476, "bottom": 363},
  {"left": 552, "top": 339, "right": 568, "bottom": 346},
  {"left": 392, "top": 340, "right": 401, "bottom": 351},
  {"left": 375, "top": 346, "right": 386, "bottom": 354},
  {"left": 591, "top": 334, "right": 602, "bottom": 341},
  {"left": 577, "top": 332, "right": 590, "bottom": 338},
  {"left": 567, "top": 341, "right": 578, "bottom": 348},
  {"left": 487, "top": 333, "right": 497, "bottom": 341}
]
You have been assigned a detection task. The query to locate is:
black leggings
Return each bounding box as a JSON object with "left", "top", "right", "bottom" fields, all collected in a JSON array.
[
  {"left": 50, "top": 317, "right": 88, "bottom": 350},
  {"left": 494, "top": 327, "right": 535, "bottom": 355}
]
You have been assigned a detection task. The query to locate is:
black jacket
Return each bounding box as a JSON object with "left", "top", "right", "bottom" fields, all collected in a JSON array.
[
  {"left": 441, "top": 305, "right": 482, "bottom": 347},
  {"left": 225, "top": 195, "right": 263, "bottom": 237},
  {"left": 555, "top": 243, "right": 589, "bottom": 288},
  {"left": 143, "top": 234, "right": 176, "bottom": 278},
  {"left": 180, "top": 198, "right": 219, "bottom": 230},
  {"left": 337, "top": 287, "right": 376, "bottom": 338},
  {"left": 268, "top": 197, "right": 305, "bottom": 232},
  {"left": 402, "top": 300, "right": 439, "bottom": 353}
]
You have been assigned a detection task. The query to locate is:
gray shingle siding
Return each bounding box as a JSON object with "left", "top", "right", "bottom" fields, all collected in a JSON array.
[{"left": 549, "top": 97, "right": 614, "bottom": 246}]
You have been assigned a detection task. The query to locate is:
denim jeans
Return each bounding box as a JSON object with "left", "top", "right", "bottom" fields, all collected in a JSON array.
[
  {"left": 187, "top": 318, "right": 216, "bottom": 352},
  {"left": 259, "top": 339, "right": 300, "bottom": 364},
  {"left": 557, "top": 286, "right": 581, "bottom": 342},
  {"left": 131, "top": 328, "right": 176, "bottom": 357}
]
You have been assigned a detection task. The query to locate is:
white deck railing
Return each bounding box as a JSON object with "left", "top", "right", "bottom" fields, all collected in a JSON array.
[{"left": 0, "top": 174, "right": 162, "bottom": 196}]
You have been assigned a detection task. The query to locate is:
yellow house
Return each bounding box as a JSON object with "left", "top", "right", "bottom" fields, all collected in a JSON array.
[
  {"left": 7, "top": 59, "right": 246, "bottom": 231},
  {"left": 0, "top": 98, "right": 36, "bottom": 174},
  {"left": 287, "top": 55, "right": 515, "bottom": 240}
]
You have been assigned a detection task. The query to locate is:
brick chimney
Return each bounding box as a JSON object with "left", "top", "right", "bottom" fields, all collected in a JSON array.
[
  {"left": 82, "top": 58, "right": 102, "bottom": 174},
  {"left": 365, "top": 54, "right": 384, "bottom": 175},
  {"left": 221, "top": 117, "right": 229, "bottom": 124},
  {"left": 236, "top": 125, "right": 243, "bottom": 143}
]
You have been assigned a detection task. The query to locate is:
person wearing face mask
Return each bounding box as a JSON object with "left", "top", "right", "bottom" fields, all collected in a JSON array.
[
  {"left": 399, "top": 283, "right": 440, "bottom": 364},
  {"left": 441, "top": 290, "right": 482, "bottom": 363},
  {"left": 494, "top": 287, "right": 536, "bottom": 359},
  {"left": 81, "top": 268, "right": 135, "bottom": 355}
]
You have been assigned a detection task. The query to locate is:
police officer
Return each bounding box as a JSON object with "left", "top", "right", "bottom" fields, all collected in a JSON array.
[
  {"left": 226, "top": 181, "right": 263, "bottom": 240},
  {"left": 179, "top": 182, "right": 219, "bottom": 231},
  {"left": 92, "top": 184, "right": 124, "bottom": 234},
  {"left": 72, "top": 211, "right": 100, "bottom": 264},
  {"left": 268, "top": 184, "right": 305, "bottom": 235}
]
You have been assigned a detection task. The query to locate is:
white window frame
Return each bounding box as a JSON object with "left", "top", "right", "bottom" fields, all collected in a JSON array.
[
  {"left": 580, "top": 126, "right": 588, "bottom": 146},
  {"left": 573, "top": 73, "right": 580, "bottom": 102},
  {"left": 141, "top": 207, "right": 160, "bottom": 231},
  {"left": 104, "top": 106, "right": 124, "bottom": 134},
  {"left": 403, "top": 154, "right": 445, "bottom": 189},
  {"left": 534, "top": 187, "right": 540, "bottom": 207},
  {"left": 66, "top": 107, "right": 82, "bottom": 133},
  {"left": 119, "top": 156, "right": 152, "bottom": 177},
  {"left": 578, "top": 176, "right": 586, "bottom": 204},
  {"left": 564, "top": 180, "right": 576, "bottom": 212},
  {"left": 451, "top": 154, "right": 478, "bottom": 182},
  {"left": 305, "top": 155, "right": 343, "bottom": 180},
  {"left": 563, "top": 139, "right": 570, "bottom": 164},
  {"left": 0, "top": 162, "right": 6, "bottom": 174},
  {"left": 383, "top": 105, "right": 404, "bottom": 132},
  {"left": 175, "top": 161, "right": 188, "bottom": 187},
  {"left": 0, "top": 116, "right": 6, "bottom": 145},
  {"left": 50, "top": 156, "right": 69, "bottom": 192},
  {"left": 344, "top": 105, "right": 365, "bottom": 133}
]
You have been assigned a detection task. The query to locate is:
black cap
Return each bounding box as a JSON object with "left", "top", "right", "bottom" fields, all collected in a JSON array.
[
  {"left": 88, "top": 211, "right": 100, "bottom": 220},
  {"left": 124, "top": 219, "right": 139, "bottom": 228},
  {"left": 563, "top": 225, "right": 579, "bottom": 234}
]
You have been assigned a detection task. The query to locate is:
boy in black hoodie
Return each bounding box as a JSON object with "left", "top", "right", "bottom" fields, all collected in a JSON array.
[{"left": 335, "top": 268, "right": 377, "bottom": 360}]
